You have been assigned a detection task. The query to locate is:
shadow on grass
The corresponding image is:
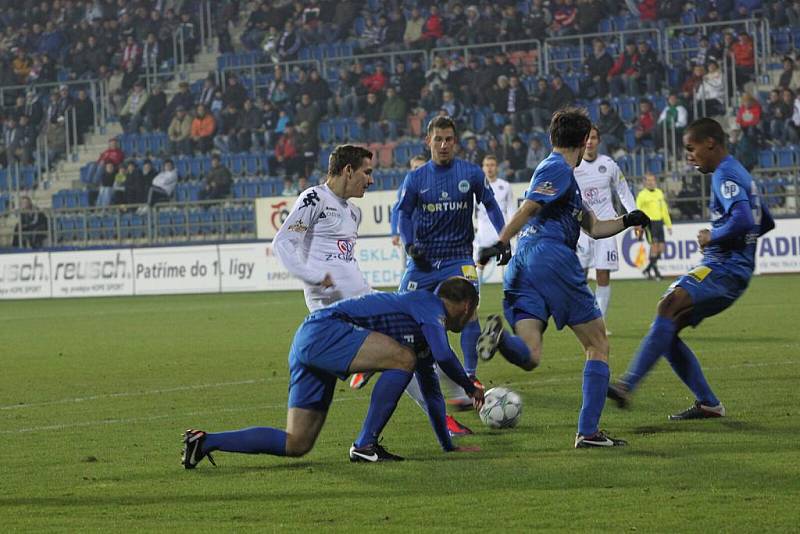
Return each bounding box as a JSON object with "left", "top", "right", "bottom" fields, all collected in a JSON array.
[{"left": 632, "top": 419, "right": 767, "bottom": 435}]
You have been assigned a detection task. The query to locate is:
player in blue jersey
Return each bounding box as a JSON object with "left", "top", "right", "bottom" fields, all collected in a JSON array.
[
  {"left": 606, "top": 118, "right": 775, "bottom": 420},
  {"left": 395, "top": 116, "right": 507, "bottom": 412},
  {"left": 475, "top": 108, "right": 651, "bottom": 448},
  {"left": 181, "top": 277, "right": 484, "bottom": 468}
]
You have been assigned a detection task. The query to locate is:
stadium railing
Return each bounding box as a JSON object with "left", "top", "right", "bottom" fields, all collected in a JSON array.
[
  {"left": 543, "top": 29, "right": 662, "bottom": 77},
  {"left": 432, "top": 38, "right": 543, "bottom": 73},
  {"left": 219, "top": 58, "right": 324, "bottom": 100}
]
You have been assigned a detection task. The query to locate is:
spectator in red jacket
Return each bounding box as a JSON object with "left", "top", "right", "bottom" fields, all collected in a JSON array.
[
  {"left": 419, "top": 6, "right": 444, "bottom": 48},
  {"left": 638, "top": 0, "right": 658, "bottom": 25},
  {"left": 634, "top": 98, "right": 656, "bottom": 144},
  {"left": 730, "top": 33, "right": 755, "bottom": 90},
  {"left": 736, "top": 92, "right": 762, "bottom": 134},
  {"left": 272, "top": 123, "right": 302, "bottom": 178},
  {"left": 361, "top": 63, "right": 388, "bottom": 94},
  {"left": 550, "top": 0, "right": 577, "bottom": 36},
  {"left": 90, "top": 137, "right": 125, "bottom": 184},
  {"left": 608, "top": 41, "right": 640, "bottom": 96}
]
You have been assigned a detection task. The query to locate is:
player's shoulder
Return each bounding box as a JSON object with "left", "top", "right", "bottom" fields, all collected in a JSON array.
[
  {"left": 596, "top": 154, "right": 620, "bottom": 172},
  {"left": 401, "top": 290, "right": 445, "bottom": 319}
]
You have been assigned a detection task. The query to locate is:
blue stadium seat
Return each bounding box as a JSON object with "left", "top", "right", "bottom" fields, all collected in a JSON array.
[
  {"left": 776, "top": 147, "right": 796, "bottom": 168},
  {"left": 758, "top": 149, "right": 776, "bottom": 169}
]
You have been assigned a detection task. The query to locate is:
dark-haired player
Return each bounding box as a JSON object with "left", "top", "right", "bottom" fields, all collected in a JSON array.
[
  {"left": 476, "top": 108, "right": 650, "bottom": 448},
  {"left": 182, "top": 278, "right": 484, "bottom": 468},
  {"left": 607, "top": 118, "right": 774, "bottom": 420}
]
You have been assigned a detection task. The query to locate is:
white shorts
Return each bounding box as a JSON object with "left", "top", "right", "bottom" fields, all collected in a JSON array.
[{"left": 576, "top": 232, "right": 619, "bottom": 271}]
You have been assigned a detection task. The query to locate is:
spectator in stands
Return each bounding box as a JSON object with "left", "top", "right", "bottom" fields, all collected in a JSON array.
[
  {"left": 200, "top": 154, "right": 232, "bottom": 201},
  {"left": 238, "top": 98, "right": 265, "bottom": 152},
  {"left": 120, "top": 81, "right": 148, "bottom": 134},
  {"left": 418, "top": 5, "right": 444, "bottom": 48},
  {"left": 608, "top": 40, "right": 640, "bottom": 97},
  {"left": 695, "top": 59, "right": 725, "bottom": 116},
  {"left": 241, "top": 2, "right": 270, "bottom": 50},
  {"left": 549, "top": 74, "right": 576, "bottom": 113},
  {"left": 198, "top": 77, "right": 217, "bottom": 109},
  {"left": 143, "top": 84, "right": 167, "bottom": 133},
  {"left": 301, "top": 70, "right": 331, "bottom": 109},
  {"left": 142, "top": 32, "right": 160, "bottom": 73},
  {"left": 399, "top": 59, "right": 426, "bottom": 108},
  {"left": 295, "top": 93, "right": 323, "bottom": 133},
  {"left": 499, "top": 5, "right": 525, "bottom": 41},
  {"left": 575, "top": 0, "right": 604, "bottom": 33},
  {"left": 190, "top": 104, "right": 215, "bottom": 154},
  {"left": 787, "top": 88, "right": 800, "bottom": 143},
  {"left": 636, "top": 40, "right": 663, "bottom": 94},
  {"left": 675, "top": 176, "right": 703, "bottom": 220},
  {"left": 455, "top": 5, "right": 484, "bottom": 45},
  {"left": 96, "top": 161, "right": 117, "bottom": 207},
  {"left": 24, "top": 89, "right": 45, "bottom": 130},
  {"left": 360, "top": 92, "right": 384, "bottom": 142},
  {"left": 296, "top": 121, "right": 319, "bottom": 178},
  {"left": 381, "top": 87, "right": 407, "bottom": 139},
  {"left": 728, "top": 126, "right": 758, "bottom": 171},
  {"left": 124, "top": 160, "right": 147, "bottom": 206},
  {"left": 178, "top": 12, "right": 198, "bottom": 62},
  {"left": 656, "top": 93, "right": 688, "bottom": 150},
  {"left": 12, "top": 196, "right": 48, "bottom": 249},
  {"left": 261, "top": 99, "right": 279, "bottom": 148},
  {"left": 272, "top": 123, "right": 301, "bottom": 177},
  {"left": 269, "top": 80, "right": 291, "bottom": 110},
  {"left": 112, "top": 163, "right": 129, "bottom": 205},
  {"left": 357, "top": 16, "right": 383, "bottom": 52},
  {"left": 550, "top": 0, "right": 578, "bottom": 36},
  {"left": 281, "top": 176, "right": 299, "bottom": 196},
  {"left": 167, "top": 106, "right": 192, "bottom": 155},
  {"left": 223, "top": 74, "right": 248, "bottom": 112},
  {"left": 15, "top": 115, "right": 35, "bottom": 165},
  {"left": 141, "top": 158, "right": 177, "bottom": 209},
  {"left": 634, "top": 98, "right": 656, "bottom": 145},
  {"left": 580, "top": 39, "right": 613, "bottom": 99},
  {"left": 596, "top": 100, "right": 626, "bottom": 155},
  {"left": 765, "top": 89, "right": 792, "bottom": 144},
  {"left": 463, "top": 136, "right": 486, "bottom": 165},
  {"left": 529, "top": 0, "right": 554, "bottom": 37},
  {"left": 277, "top": 20, "right": 301, "bottom": 62},
  {"left": 120, "top": 35, "right": 141, "bottom": 71},
  {"left": 74, "top": 89, "right": 94, "bottom": 144},
  {"left": 12, "top": 47, "right": 31, "bottom": 83},
  {"left": 526, "top": 137, "right": 548, "bottom": 173},
  {"left": 214, "top": 102, "right": 241, "bottom": 153},
  {"left": 57, "top": 85, "right": 73, "bottom": 119},
  {"left": 45, "top": 116, "right": 67, "bottom": 168},
  {"left": 736, "top": 92, "right": 762, "bottom": 136},
  {"left": 778, "top": 56, "right": 800, "bottom": 91},
  {"left": 729, "top": 32, "right": 755, "bottom": 90},
  {"left": 529, "top": 77, "right": 552, "bottom": 131},
  {"left": 403, "top": 7, "right": 425, "bottom": 48},
  {"left": 681, "top": 62, "right": 705, "bottom": 107}
]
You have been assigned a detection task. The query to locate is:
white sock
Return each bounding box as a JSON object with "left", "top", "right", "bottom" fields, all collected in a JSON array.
[
  {"left": 437, "top": 367, "right": 470, "bottom": 403},
  {"left": 595, "top": 285, "right": 611, "bottom": 319},
  {"left": 404, "top": 375, "right": 429, "bottom": 415}
]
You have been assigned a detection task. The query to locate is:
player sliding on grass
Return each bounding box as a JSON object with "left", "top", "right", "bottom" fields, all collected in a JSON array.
[
  {"left": 475, "top": 108, "right": 650, "bottom": 448},
  {"left": 606, "top": 118, "right": 775, "bottom": 420},
  {"left": 182, "top": 277, "right": 484, "bottom": 468}
]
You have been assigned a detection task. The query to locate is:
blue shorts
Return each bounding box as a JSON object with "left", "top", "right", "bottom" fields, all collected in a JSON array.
[
  {"left": 399, "top": 257, "right": 479, "bottom": 293},
  {"left": 287, "top": 314, "right": 371, "bottom": 410},
  {"left": 672, "top": 263, "right": 750, "bottom": 327},
  {"left": 502, "top": 240, "right": 601, "bottom": 330}
]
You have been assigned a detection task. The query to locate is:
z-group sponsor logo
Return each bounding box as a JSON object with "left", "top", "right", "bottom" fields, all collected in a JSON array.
[
  {"left": 53, "top": 252, "right": 131, "bottom": 280},
  {"left": 326, "top": 239, "right": 355, "bottom": 262}
]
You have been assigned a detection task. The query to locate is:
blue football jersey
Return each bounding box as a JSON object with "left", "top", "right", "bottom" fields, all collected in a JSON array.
[
  {"left": 518, "top": 152, "right": 584, "bottom": 250},
  {"left": 704, "top": 155, "right": 764, "bottom": 278},
  {"left": 397, "top": 159, "right": 495, "bottom": 261},
  {"left": 318, "top": 291, "right": 445, "bottom": 355}
]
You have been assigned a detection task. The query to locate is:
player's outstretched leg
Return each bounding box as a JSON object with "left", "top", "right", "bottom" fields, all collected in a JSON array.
[
  {"left": 665, "top": 337, "right": 725, "bottom": 420},
  {"left": 571, "top": 318, "right": 626, "bottom": 448},
  {"left": 460, "top": 318, "right": 481, "bottom": 378},
  {"left": 478, "top": 314, "right": 539, "bottom": 371}
]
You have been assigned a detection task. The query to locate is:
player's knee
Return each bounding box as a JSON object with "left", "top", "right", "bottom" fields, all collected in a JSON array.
[
  {"left": 285, "top": 433, "right": 315, "bottom": 457},
  {"left": 657, "top": 290, "right": 683, "bottom": 319}
]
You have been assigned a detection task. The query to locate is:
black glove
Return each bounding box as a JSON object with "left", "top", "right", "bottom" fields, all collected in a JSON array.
[
  {"left": 478, "top": 240, "right": 512, "bottom": 266},
  {"left": 405, "top": 243, "right": 432, "bottom": 271},
  {"left": 623, "top": 210, "right": 651, "bottom": 228}
]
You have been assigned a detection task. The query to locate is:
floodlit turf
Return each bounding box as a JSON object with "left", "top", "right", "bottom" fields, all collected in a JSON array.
[{"left": 2, "top": 276, "right": 799, "bottom": 531}]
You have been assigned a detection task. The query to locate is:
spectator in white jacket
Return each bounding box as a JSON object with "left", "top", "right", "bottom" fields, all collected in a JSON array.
[
  {"left": 694, "top": 59, "right": 725, "bottom": 116},
  {"left": 656, "top": 92, "right": 688, "bottom": 149},
  {"left": 146, "top": 159, "right": 178, "bottom": 207}
]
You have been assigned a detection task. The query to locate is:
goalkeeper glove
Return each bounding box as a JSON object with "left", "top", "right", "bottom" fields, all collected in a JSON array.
[
  {"left": 623, "top": 210, "right": 651, "bottom": 228},
  {"left": 405, "top": 243, "right": 432, "bottom": 271},
  {"left": 478, "top": 241, "right": 512, "bottom": 266}
]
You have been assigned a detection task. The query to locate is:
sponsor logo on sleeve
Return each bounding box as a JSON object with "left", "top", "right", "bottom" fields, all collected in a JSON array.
[
  {"left": 721, "top": 180, "right": 740, "bottom": 199},
  {"left": 287, "top": 221, "right": 308, "bottom": 232},
  {"left": 533, "top": 181, "right": 558, "bottom": 196}
]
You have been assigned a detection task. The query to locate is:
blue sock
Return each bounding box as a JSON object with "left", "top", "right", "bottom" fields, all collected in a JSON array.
[
  {"left": 622, "top": 316, "right": 677, "bottom": 390},
  {"left": 666, "top": 337, "right": 720, "bottom": 407},
  {"left": 577, "top": 360, "right": 610, "bottom": 437},
  {"left": 460, "top": 319, "right": 480, "bottom": 376},
  {"left": 354, "top": 369, "right": 413, "bottom": 448},
  {"left": 203, "top": 426, "right": 287, "bottom": 456},
  {"left": 498, "top": 331, "right": 533, "bottom": 368},
  {"left": 415, "top": 368, "right": 453, "bottom": 451}
]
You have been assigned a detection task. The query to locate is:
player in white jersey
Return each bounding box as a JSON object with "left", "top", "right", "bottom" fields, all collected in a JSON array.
[
  {"left": 473, "top": 154, "right": 516, "bottom": 281},
  {"left": 273, "top": 145, "right": 374, "bottom": 312},
  {"left": 574, "top": 126, "right": 637, "bottom": 331}
]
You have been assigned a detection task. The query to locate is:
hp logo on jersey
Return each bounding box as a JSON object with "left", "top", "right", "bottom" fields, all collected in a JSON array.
[{"left": 721, "top": 180, "right": 740, "bottom": 199}]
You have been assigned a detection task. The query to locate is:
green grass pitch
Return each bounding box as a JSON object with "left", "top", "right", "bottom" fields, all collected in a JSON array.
[{"left": 2, "top": 276, "right": 799, "bottom": 531}]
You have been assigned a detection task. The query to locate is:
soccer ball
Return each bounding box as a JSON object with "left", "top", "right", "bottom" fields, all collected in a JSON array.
[{"left": 479, "top": 387, "right": 522, "bottom": 429}]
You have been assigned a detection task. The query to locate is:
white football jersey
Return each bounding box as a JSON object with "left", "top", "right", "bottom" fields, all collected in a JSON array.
[
  {"left": 574, "top": 155, "right": 637, "bottom": 220},
  {"left": 273, "top": 184, "right": 371, "bottom": 311},
  {"left": 475, "top": 177, "right": 516, "bottom": 245}
]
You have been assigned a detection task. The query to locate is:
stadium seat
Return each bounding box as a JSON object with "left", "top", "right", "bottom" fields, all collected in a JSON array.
[{"left": 759, "top": 149, "right": 776, "bottom": 169}]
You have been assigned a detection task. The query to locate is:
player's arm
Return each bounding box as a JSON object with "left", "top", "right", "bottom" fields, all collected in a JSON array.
[
  {"left": 389, "top": 188, "right": 401, "bottom": 245},
  {"left": 499, "top": 199, "right": 540, "bottom": 243},
  {"left": 474, "top": 171, "right": 505, "bottom": 235},
  {"left": 396, "top": 173, "right": 417, "bottom": 247},
  {"left": 612, "top": 165, "right": 637, "bottom": 214},
  {"left": 421, "top": 324, "right": 482, "bottom": 407},
  {"left": 273, "top": 191, "right": 328, "bottom": 286},
  {"left": 580, "top": 205, "right": 650, "bottom": 239}
]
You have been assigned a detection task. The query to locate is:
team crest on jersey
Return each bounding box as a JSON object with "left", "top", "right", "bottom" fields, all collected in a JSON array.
[
  {"left": 458, "top": 180, "right": 470, "bottom": 193},
  {"left": 598, "top": 165, "right": 607, "bottom": 173},
  {"left": 721, "top": 180, "right": 740, "bottom": 199},
  {"left": 534, "top": 181, "right": 558, "bottom": 196},
  {"left": 337, "top": 239, "right": 354, "bottom": 255}
]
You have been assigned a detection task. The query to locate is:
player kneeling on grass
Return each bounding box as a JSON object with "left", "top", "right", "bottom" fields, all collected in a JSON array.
[
  {"left": 182, "top": 277, "right": 484, "bottom": 468},
  {"left": 606, "top": 118, "right": 775, "bottom": 420},
  {"left": 475, "top": 108, "right": 650, "bottom": 448}
]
